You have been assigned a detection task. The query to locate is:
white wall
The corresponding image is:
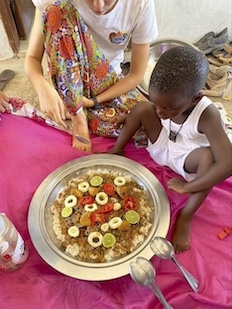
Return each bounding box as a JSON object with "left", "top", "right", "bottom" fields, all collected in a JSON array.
[
  {"left": 0, "top": 0, "right": 231, "bottom": 60},
  {"left": 154, "top": 0, "right": 231, "bottom": 43}
]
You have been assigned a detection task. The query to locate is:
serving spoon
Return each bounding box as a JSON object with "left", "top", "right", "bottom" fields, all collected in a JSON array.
[
  {"left": 150, "top": 237, "right": 199, "bottom": 293},
  {"left": 129, "top": 257, "right": 174, "bottom": 309}
]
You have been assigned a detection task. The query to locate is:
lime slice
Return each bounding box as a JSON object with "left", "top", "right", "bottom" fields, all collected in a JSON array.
[
  {"left": 90, "top": 175, "right": 103, "bottom": 187},
  {"left": 68, "top": 226, "right": 80, "bottom": 237},
  {"left": 102, "top": 233, "right": 116, "bottom": 248},
  {"left": 61, "top": 207, "right": 73, "bottom": 218},
  {"left": 125, "top": 210, "right": 140, "bottom": 224}
]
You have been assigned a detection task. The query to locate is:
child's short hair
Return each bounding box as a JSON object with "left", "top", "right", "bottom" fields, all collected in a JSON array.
[{"left": 149, "top": 46, "right": 209, "bottom": 96}]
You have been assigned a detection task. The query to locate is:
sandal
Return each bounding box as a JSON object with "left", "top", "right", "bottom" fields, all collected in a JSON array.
[
  {"left": 211, "top": 41, "right": 232, "bottom": 65},
  {"left": 197, "top": 28, "right": 228, "bottom": 54},
  {"left": 207, "top": 56, "right": 225, "bottom": 67},
  {"left": 224, "top": 42, "right": 232, "bottom": 54},
  {"left": 212, "top": 47, "right": 227, "bottom": 58},
  {"left": 218, "top": 54, "right": 232, "bottom": 65},
  {"left": 203, "top": 72, "right": 228, "bottom": 97},
  {"left": 222, "top": 80, "right": 232, "bottom": 101},
  {"left": 0, "top": 70, "right": 15, "bottom": 90},
  {"left": 194, "top": 31, "right": 215, "bottom": 46},
  {"left": 209, "top": 64, "right": 232, "bottom": 79}
]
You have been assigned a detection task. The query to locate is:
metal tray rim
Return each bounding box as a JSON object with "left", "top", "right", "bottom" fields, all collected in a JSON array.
[{"left": 28, "top": 154, "right": 170, "bottom": 281}]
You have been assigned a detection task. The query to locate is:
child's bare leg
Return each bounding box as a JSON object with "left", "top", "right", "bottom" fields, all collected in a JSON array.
[
  {"left": 168, "top": 147, "right": 214, "bottom": 253},
  {"left": 72, "top": 110, "right": 92, "bottom": 152},
  {"left": 171, "top": 189, "right": 210, "bottom": 253},
  {"left": 108, "top": 101, "right": 161, "bottom": 154}
]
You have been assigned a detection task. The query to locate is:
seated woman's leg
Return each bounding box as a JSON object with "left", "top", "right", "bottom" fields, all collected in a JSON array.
[
  {"left": 42, "top": 1, "right": 92, "bottom": 150},
  {"left": 42, "top": 1, "right": 149, "bottom": 149}
]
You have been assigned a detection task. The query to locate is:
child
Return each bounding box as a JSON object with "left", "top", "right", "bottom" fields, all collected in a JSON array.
[{"left": 108, "top": 46, "right": 232, "bottom": 253}]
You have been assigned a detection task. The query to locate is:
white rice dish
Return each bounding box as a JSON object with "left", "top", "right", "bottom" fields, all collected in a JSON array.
[{"left": 51, "top": 169, "right": 154, "bottom": 263}]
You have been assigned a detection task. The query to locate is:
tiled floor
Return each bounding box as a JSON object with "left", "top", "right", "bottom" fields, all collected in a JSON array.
[{"left": 0, "top": 46, "right": 231, "bottom": 117}]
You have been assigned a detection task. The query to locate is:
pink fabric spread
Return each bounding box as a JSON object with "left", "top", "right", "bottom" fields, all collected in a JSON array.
[{"left": 0, "top": 114, "right": 231, "bottom": 309}]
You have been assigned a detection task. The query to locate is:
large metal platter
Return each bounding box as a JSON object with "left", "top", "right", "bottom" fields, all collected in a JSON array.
[{"left": 28, "top": 154, "right": 170, "bottom": 281}]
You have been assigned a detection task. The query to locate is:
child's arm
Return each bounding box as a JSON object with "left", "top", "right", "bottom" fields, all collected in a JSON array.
[{"left": 180, "top": 104, "right": 231, "bottom": 193}]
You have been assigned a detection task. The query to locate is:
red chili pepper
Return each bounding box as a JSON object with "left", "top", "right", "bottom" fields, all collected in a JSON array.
[{"left": 122, "top": 197, "right": 139, "bottom": 211}]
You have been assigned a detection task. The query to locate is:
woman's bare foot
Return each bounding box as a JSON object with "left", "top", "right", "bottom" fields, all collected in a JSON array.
[
  {"left": 72, "top": 111, "right": 92, "bottom": 152},
  {"left": 171, "top": 213, "right": 191, "bottom": 253}
]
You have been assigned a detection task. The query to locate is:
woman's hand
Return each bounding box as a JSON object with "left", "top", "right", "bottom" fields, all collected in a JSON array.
[
  {"left": 38, "top": 82, "right": 68, "bottom": 129},
  {"left": 0, "top": 91, "right": 10, "bottom": 113}
]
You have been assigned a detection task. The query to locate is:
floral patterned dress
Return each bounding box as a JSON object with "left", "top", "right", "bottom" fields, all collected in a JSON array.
[{"left": 42, "top": 0, "right": 148, "bottom": 144}]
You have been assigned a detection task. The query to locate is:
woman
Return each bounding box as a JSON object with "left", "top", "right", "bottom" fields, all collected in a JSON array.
[{"left": 25, "top": 0, "right": 158, "bottom": 151}]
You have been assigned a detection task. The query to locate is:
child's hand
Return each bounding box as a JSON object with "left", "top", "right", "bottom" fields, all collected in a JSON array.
[
  {"left": 0, "top": 91, "right": 10, "bottom": 113},
  {"left": 167, "top": 178, "right": 187, "bottom": 194}
]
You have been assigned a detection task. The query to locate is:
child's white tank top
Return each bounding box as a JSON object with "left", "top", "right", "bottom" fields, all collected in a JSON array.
[{"left": 146, "top": 96, "right": 213, "bottom": 181}]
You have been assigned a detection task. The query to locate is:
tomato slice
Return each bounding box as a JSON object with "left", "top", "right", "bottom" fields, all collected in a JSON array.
[
  {"left": 103, "top": 183, "right": 115, "bottom": 196},
  {"left": 122, "top": 197, "right": 139, "bottom": 210},
  {"left": 78, "top": 196, "right": 94, "bottom": 206},
  {"left": 90, "top": 210, "right": 106, "bottom": 225},
  {"left": 100, "top": 203, "right": 114, "bottom": 213}
]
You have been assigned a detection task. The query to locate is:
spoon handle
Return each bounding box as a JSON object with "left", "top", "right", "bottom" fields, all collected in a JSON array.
[
  {"left": 171, "top": 256, "right": 199, "bottom": 293},
  {"left": 38, "top": 112, "right": 90, "bottom": 144},
  {"left": 149, "top": 281, "right": 174, "bottom": 309},
  {"left": 65, "top": 124, "right": 90, "bottom": 144},
  {"left": 65, "top": 128, "right": 90, "bottom": 144}
]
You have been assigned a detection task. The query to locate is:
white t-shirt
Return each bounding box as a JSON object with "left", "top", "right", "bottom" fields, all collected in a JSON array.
[{"left": 32, "top": 0, "right": 158, "bottom": 73}]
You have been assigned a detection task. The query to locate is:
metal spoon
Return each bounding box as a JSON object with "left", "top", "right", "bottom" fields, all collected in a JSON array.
[
  {"left": 129, "top": 257, "right": 174, "bottom": 309},
  {"left": 39, "top": 112, "right": 90, "bottom": 144},
  {"left": 65, "top": 122, "right": 90, "bottom": 145},
  {"left": 150, "top": 237, "right": 199, "bottom": 293}
]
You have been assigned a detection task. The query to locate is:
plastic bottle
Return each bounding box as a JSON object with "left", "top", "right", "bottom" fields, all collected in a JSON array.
[{"left": 0, "top": 213, "right": 29, "bottom": 272}]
